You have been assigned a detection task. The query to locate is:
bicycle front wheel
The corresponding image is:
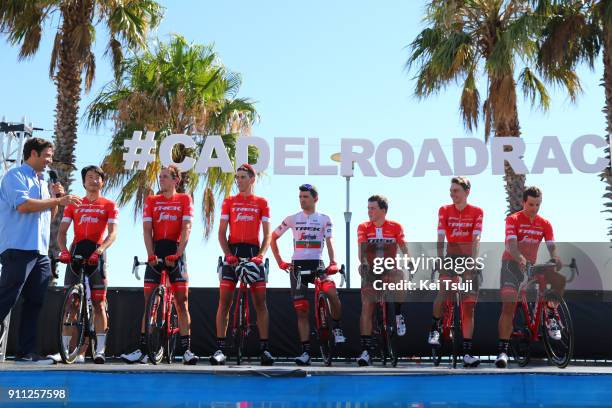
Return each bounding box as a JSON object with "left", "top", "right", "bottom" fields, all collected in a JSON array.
[
  {"left": 542, "top": 291, "right": 574, "bottom": 369},
  {"left": 317, "top": 293, "right": 334, "bottom": 366},
  {"left": 451, "top": 300, "right": 462, "bottom": 369},
  {"left": 382, "top": 302, "right": 398, "bottom": 367},
  {"left": 235, "top": 292, "right": 247, "bottom": 365},
  {"left": 58, "top": 284, "right": 86, "bottom": 364},
  {"left": 145, "top": 286, "right": 167, "bottom": 365},
  {"left": 165, "top": 302, "right": 179, "bottom": 364}
]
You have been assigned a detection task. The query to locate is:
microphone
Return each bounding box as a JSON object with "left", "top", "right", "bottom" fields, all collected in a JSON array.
[{"left": 48, "top": 170, "right": 61, "bottom": 198}]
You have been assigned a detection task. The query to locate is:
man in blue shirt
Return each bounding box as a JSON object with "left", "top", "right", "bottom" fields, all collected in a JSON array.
[{"left": 0, "top": 138, "right": 81, "bottom": 363}]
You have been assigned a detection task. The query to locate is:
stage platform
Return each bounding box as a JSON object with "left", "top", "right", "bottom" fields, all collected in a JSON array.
[{"left": 2, "top": 360, "right": 612, "bottom": 407}]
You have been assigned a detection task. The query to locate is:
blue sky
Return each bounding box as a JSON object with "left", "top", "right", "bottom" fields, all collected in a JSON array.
[{"left": 0, "top": 0, "right": 608, "bottom": 288}]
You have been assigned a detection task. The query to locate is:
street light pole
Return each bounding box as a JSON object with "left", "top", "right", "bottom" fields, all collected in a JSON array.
[{"left": 331, "top": 153, "right": 352, "bottom": 289}]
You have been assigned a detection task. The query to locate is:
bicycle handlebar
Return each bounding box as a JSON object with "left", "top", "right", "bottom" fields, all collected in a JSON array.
[
  {"left": 293, "top": 264, "right": 346, "bottom": 291},
  {"left": 527, "top": 258, "right": 579, "bottom": 283}
]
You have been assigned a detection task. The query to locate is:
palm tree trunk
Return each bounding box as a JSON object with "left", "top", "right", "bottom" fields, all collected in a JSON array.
[
  {"left": 602, "top": 25, "right": 612, "bottom": 242},
  {"left": 491, "top": 76, "right": 526, "bottom": 215},
  {"left": 49, "top": 5, "right": 89, "bottom": 275}
]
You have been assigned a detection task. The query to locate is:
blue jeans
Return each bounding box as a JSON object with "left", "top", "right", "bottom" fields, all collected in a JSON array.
[{"left": 0, "top": 249, "right": 51, "bottom": 356}]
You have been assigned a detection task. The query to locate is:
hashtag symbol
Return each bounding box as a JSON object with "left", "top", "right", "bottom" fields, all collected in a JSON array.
[{"left": 123, "top": 131, "right": 157, "bottom": 170}]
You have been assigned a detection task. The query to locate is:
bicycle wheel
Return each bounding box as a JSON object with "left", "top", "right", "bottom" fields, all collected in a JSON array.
[
  {"left": 58, "top": 284, "right": 86, "bottom": 364},
  {"left": 145, "top": 286, "right": 166, "bottom": 365},
  {"left": 451, "top": 300, "right": 462, "bottom": 369},
  {"left": 317, "top": 293, "right": 334, "bottom": 366},
  {"left": 542, "top": 291, "right": 574, "bottom": 369},
  {"left": 235, "top": 292, "right": 247, "bottom": 365},
  {"left": 384, "top": 302, "right": 398, "bottom": 367},
  {"left": 165, "top": 302, "right": 179, "bottom": 364},
  {"left": 372, "top": 303, "right": 384, "bottom": 365},
  {"left": 510, "top": 302, "right": 531, "bottom": 367},
  {"left": 87, "top": 299, "right": 97, "bottom": 361}
]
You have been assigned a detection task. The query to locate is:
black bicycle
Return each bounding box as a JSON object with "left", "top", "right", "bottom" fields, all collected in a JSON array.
[{"left": 57, "top": 254, "right": 100, "bottom": 364}]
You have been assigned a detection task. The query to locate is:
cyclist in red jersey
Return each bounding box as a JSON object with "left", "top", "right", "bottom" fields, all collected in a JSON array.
[
  {"left": 120, "top": 165, "right": 198, "bottom": 365},
  {"left": 52, "top": 165, "right": 118, "bottom": 364},
  {"left": 356, "top": 195, "right": 411, "bottom": 366},
  {"left": 427, "top": 177, "right": 483, "bottom": 368},
  {"left": 495, "top": 186, "right": 565, "bottom": 368},
  {"left": 211, "top": 163, "right": 274, "bottom": 366}
]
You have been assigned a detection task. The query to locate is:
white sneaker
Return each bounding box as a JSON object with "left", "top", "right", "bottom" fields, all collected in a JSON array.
[
  {"left": 120, "top": 349, "right": 144, "bottom": 364},
  {"left": 332, "top": 328, "right": 346, "bottom": 344},
  {"left": 357, "top": 350, "right": 371, "bottom": 366},
  {"left": 75, "top": 354, "right": 85, "bottom": 364},
  {"left": 209, "top": 350, "right": 226, "bottom": 365},
  {"left": 428, "top": 329, "right": 441, "bottom": 346},
  {"left": 183, "top": 349, "right": 199, "bottom": 365},
  {"left": 396, "top": 315, "right": 406, "bottom": 336},
  {"left": 546, "top": 317, "right": 562, "bottom": 341},
  {"left": 94, "top": 352, "right": 105, "bottom": 364},
  {"left": 47, "top": 353, "right": 61, "bottom": 363},
  {"left": 295, "top": 352, "right": 311, "bottom": 366},
  {"left": 463, "top": 354, "right": 480, "bottom": 368},
  {"left": 495, "top": 352, "right": 508, "bottom": 368}
]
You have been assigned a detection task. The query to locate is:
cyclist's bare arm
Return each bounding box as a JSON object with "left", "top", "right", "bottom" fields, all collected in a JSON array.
[
  {"left": 325, "top": 237, "right": 336, "bottom": 264},
  {"left": 218, "top": 219, "right": 231, "bottom": 256},
  {"left": 57, "top": 220, "right": 70, "bottom": 253},
  {"left": 471, "top": 233, "right": 481, "bottom": 262},
  {"left": 98, "top": 223, "right": 117, "bottom": 253},
  {"left": 506, "top": 238, "right": 526, "bottom": 268},
  {"left": 436, "top": 233, "right": 445, "bottom": 260},
  {"left": 143, "top": 221, "right": 155, "bottom": 261},
  {"left": 270, "top": 230, "right": 284, "bottom": 266},
  {"left": 176, "top": 220, "right": 192, "bottom": 257},
  {"left": 257, "top": 221, "right": 271, "bottom": 257},
  {"left": 358, "top": 242, "right": 369, "bottom": 267},
  {"left": 546, "top": 241, "right": 562, "bottom": 270}
]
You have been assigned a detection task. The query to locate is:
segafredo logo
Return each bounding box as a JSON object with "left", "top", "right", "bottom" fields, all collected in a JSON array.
[{"left": 123, "top": 131, "right": 610, "bottom": 177}]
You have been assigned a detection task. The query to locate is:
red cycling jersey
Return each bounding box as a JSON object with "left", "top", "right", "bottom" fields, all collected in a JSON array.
[
  {"left": 437, "top": 204, "right": 483, "bottom": 256},
  {"left": 62, "top": 196, "right": 118, "bottom": 245},
  {"left": 221, "top": 193, "right": 270, "bottom": 246},
  {"left": 143, "top": 193, "right": 193, "bottom": 242},
  {"left": 502, "top": 210, "right": 554, "bottom": 264},
  {"left": 357, "top": 220, "right": 405, "bottom": 262}
]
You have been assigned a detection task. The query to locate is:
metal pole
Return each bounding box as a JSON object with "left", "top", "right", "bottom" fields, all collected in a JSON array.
[{"left": 344, "top": 175, "right": 352, "bottom": 288}]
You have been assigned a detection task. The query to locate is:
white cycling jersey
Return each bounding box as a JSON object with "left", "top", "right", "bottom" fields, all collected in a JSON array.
[{"left": 275, "top": 211, "right": 333, "bottom": 261}]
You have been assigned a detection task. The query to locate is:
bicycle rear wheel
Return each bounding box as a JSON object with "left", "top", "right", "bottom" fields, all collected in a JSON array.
[
  {"left": 145, "top": 286, "right": 166, "bottom": 365},
  {"left": 510, "top": 302, "right": 531, "bottom": 367},
  {"left": 542, "top": 291, "right": 574, "bottom": 368},
  {"left": 165, "top": 302, "right": 179, "bottom": 364},
  {"left": 317, "top": 293, "right": 334, "bottom": 366},
  {"left": 58, "top": 284, "right": 86, "bottom": 364}
]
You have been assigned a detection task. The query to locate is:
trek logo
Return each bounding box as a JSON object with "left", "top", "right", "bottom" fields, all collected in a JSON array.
[
  {"left": 75, "top": 208, "right": 105, "bottom": 215},
  {"left": 295, "top": 226, "right": 321, "bottom": 231}
]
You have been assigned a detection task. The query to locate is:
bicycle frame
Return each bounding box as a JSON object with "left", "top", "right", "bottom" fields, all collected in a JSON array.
[{"left": 517, "top": 271, "right": 548, "bottom": 343}]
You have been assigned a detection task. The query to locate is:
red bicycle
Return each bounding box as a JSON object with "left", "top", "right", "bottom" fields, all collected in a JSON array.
[
  {"left": 292, "top": 264, "right": 346, "bottom": 366},
  {"left": 510, "top": 258, "right": 579, "bottom": 368},
  {"left": 132, "top": 256, "right": 180, "bottom": 364},
  {"left": 217, "top": 256, "right": 270, "bottom": 365}
]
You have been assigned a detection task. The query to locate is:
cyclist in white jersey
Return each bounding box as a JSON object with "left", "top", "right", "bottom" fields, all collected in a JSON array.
[{"left": 270, "top": 184, "right": 346, "bottom": 366}]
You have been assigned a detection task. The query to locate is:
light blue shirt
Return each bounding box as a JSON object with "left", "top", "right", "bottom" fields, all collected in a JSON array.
[{"left": 0, "top": 163, "right": 52, "bottom": 255}]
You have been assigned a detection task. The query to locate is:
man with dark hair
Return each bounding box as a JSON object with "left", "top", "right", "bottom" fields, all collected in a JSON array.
[
  {"left": 48, "top": 165, "right": 118, "bottom": 364},
  {"left": 270, "top": 183, "right": 346, "bottom": 366},
  {"left": 0, "top": 138, "right": 81, "bottom": 363},
  {"left": 356, "top": 195, "right": 411, "bottom": 366},
  {"left": 211, "top": 163, "right": 275, "bottom": 366},
  {"left": 428, "top": 177, "right": 483, "bottom": 368},
  {"left": 495, "top": 185, "right": 565, "bottom": 368}
]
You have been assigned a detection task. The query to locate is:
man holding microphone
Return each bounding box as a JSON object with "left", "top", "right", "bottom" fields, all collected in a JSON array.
[{"left": 0, "top": 138, "right": 81, "bottom": 363}]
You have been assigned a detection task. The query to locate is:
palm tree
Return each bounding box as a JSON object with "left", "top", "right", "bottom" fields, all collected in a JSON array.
[
  {"left": 407, "top": 0, "right": 581, "bottom": 214},
  {"left": 0, "top": 0, "right": 163, "bottom": 256},
  {"left": 534, "top": 0, "right": 611, "bottom": 240},
  {"left": 86, "top": 35, "right": 259, "bottom": 236}
]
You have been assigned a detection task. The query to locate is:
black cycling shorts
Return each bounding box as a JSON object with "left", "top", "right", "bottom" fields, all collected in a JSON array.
[
  {"left": 144, "top": 239, "right": 188, "bottom": 286},
  {"left": 219, "top": 243, "right": 265, "bottom": 283}
]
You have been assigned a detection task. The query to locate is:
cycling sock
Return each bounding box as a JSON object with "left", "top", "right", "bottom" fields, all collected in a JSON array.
[
  {"left": 498, "top": 339, "right": 510, "bottom": 354},
  {"left": 360, "top": 335, "right": 372, "bottom": 352},
  {"left": 431, "top": 317, "right": 441, "bottom": 331},
  {"left": 394, "top": 303, "right": 402, "bottom": 316},
  {"left": 216, "top": 337, "right": 226, "bottom": 352},
  {"left": 95, "top": 333, "right": 106, "bottom": 354},
  {"left": 463, "top": 338, "right": 472, "bottom": 354},
  {"left": 301, "top": 341, "right": 311, "bottom": 354},
  {"left": 180, "top": 335, "right": 191, "bottom": 353},
  {"left": 259, "top": 339, "right": 269, "bottom": 352}
]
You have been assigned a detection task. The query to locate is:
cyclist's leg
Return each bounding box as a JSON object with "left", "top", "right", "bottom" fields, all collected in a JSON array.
[
  {"left": 290, "top": 261, "right": 310, "bottom": 343},
  {"left": 89, "top": 256, "right": 109, "bottom": 357},
  {"left": 497, "top": 260, "right": 521, "bottom": 358},
  {"left": 251, "top": 274, "right": 269, "bottom": 340},
  {"left": 170, "top": 257, "right": 190, "bottom": 335},
  {"left": 359, "top": 271, "right": 376, "bottom": 352},
  {"left": 322, "top": 278, "right": 341, "bottom": 320},
  {"left": 61, "top": 262, "right": 82, "bottom": 354},
  {"left": 460, "top": 270, "right": 479, "bottom": 340},
  {"left": 216, "top": 268, "right": 236, "bottom": 339}
]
